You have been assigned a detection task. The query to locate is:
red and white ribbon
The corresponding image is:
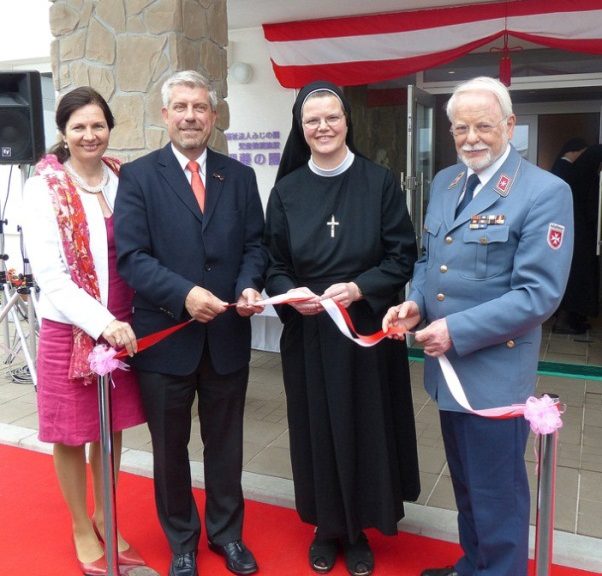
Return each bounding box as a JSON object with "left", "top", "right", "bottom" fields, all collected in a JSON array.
[
  {"left": 88, "top": 290, "right": 562, "bottom": 434},
  {"left": 313, "top": 296, "right": 562, "bottom": 432}
]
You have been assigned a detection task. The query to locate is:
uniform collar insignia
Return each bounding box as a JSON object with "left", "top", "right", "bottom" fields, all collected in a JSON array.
[
  {"left": 495, "top": 174, "right": 511, "bottom": 195},
  {"left": 448, "top": 171, "right": 465, "bottom": 189}
]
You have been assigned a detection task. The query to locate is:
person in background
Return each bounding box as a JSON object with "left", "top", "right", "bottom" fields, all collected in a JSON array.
[
  {"left": 550, "top": 138, "right": 587, "bottom": 186},
  {"left": 114, "top": 70, "right": 267, "bottom": 576},
  {"left": 264, "top": 80, "right": 420, "bottom": 576},
  {"left": 551, "top": 138, "right": 602, "bottom": 334},
  {"left": 22, "top": 87, "right": 148, "bottom": 576},
  {"left": 383, "top": 76, "right": 573, "bottom": 576}
]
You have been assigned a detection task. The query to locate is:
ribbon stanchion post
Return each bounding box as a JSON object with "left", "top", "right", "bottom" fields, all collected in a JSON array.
[
  {"left": 97, "top": 371, "right": 120, "bottom": 576},
  {"left": 90, "top": 345, "right": 132, "bottom": 576},
  {"left": 531, "top": 394, "right": 561, "bottom": 576},
  {"left": 90, "top": 342, "right": 169, "bottom": 576},
  {"left": 87, "top": 322, "right": 193, "bottom": 576}
]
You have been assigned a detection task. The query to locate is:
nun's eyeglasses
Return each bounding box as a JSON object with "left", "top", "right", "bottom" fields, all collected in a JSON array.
[{"left": 302, "top": 115, "right": 344, "bottom": 130}]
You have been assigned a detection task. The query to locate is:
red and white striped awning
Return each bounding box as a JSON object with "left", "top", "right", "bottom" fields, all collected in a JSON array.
[{"left": 262, "top": 0, "right": 602, "bottom": 88}]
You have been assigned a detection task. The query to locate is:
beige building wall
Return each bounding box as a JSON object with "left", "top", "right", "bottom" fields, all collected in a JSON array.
[{"left": 48, "top": 0, "right": 229, "bottom": 160}]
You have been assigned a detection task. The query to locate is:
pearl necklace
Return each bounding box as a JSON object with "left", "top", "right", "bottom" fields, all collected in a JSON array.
[{"left": 64, "top": 161, "right": 109, "bottom": 194}]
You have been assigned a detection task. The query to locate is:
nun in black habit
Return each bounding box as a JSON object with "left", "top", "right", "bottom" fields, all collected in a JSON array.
[{"left": 264, "top": 81, "right": 420, "bottom": 576}]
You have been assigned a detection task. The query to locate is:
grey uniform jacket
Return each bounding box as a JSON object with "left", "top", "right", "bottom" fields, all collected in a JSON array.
[{"left": 409, "top": 145, "right": 574, "bottom": 411}]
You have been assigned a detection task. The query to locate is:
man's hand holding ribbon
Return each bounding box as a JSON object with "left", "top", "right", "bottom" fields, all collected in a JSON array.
[
  {"left": 235, "top": 288, "right": 264, "bottom": 317},
  {"left": 382, "top": 301, "right": 452, "bottom": 356},
  {"left": 185, "top": 285, "right": 228, "bottom": 322}
]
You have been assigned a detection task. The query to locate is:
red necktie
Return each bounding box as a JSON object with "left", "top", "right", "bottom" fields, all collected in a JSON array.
[{"left": 187, "top": 160, "right": 205, "bottom": 212}]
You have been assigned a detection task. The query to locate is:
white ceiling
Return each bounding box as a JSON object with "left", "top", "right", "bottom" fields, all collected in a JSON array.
[{"left": 227, "top": 0, "right": 503, "bottom": 29}]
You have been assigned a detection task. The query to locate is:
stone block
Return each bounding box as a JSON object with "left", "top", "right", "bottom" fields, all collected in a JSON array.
[
  {"left": 116, "top": 35, "right": 167, "bottom": 92},
  {"left": 60, "top": 29, "right": 87, "bottom": 62},
  {"left": 126, "top": 15, "right": 146, "bottom": 33},
  {"left": 89, "top": 67, "right": 116, "bottom": 100},
  {"left": 145, "top": 0, "right": 182, "bottom": 34},
  {"left": 215, "top": 98, "right": 229, "bottom": 130},
  {"left": 145, "top": 82, "right": 165, "bottom": 126},
  {"left": 145, "top": 126, "right": 167, "bottom": 150},
  {"left": 208, "top": 0, "right": 227, "bottom": 47},
  {"left": 199, "top": 39, "right": 226, "bottom": 80},
  {"left": 183, "top": 0, "right": 206, "bottom": 41},
  {"left": 110, "top": 94, "right": 145, "bottom": 148},
  {"left": 86, "top": 18, "right": 116, "bottom": 64},
  {"left": 126, "top": 0, "right": 155, "bottom": 15},
  {"left": 209, "top": 129, "right": 227, "bottom": 154},
  {"left": 70, "top": 60, "right": 91, "bottom": 87},
  {"left": 96, "top": 0, "right": 126, "bottom": 33},
  {"left": 49, "top": 2, "right": 80, "bottom": 35}
]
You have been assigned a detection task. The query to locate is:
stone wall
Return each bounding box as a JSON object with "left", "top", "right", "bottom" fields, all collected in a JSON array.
[{"left": 48, "top": 0, "right": 229, "bottom": 160}]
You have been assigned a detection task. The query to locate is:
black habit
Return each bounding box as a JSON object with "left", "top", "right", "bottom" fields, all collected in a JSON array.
[{"left": 264, "top": 156, "right": 420, "bottom": 540}]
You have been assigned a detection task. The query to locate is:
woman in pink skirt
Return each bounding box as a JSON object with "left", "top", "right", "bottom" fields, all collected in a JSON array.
[{"left": 22, "top": 87, "right": 148, "bottom": 576}]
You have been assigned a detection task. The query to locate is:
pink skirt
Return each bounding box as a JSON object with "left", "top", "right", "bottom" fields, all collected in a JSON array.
[{"left": 36, "top": 318, "right": 146, "bottom": 445}]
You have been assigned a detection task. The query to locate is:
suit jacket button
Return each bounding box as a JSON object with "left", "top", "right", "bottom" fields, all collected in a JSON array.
[
  {"left": 204, "top": 264, "right": 212, "bottom": 271},
  {"left": 436, "top": 293, "right": 445, "bottom": 301},
  {"left": 440, "top": 264, "right": 448, "bottom": 273},
  {"left": 445, "top": 236, "right": 453, "bottom": 244},
  {"left": 507, "top": 340, "right": 515, "bottom": 348}
]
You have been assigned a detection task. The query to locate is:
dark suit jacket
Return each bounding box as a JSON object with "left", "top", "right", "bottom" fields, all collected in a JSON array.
[{"left": 114, "top": 144, "right": 267, "bottom": 376}]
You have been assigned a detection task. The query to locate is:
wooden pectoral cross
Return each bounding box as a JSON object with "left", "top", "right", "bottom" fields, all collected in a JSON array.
[{"left": 327, "top": 215, "right": 339, "bottom": 238}]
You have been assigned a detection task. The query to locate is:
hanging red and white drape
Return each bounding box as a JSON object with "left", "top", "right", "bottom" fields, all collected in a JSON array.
[{"left": 262, "top": 0, "right": 602, "bottom": 88}]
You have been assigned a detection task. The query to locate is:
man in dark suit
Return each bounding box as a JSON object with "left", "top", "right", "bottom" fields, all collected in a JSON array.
[
  {"left": 383, "top": 77, "right": 573, "bottom": 576},
  {"left": 115, "top": 70, "right": 267, "bottom": 576},
  {"left": 551, "top": 139, "right": 602, "bottom": 335}
]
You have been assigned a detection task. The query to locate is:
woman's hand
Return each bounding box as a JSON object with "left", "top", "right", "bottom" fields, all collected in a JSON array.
[
  {"left": 320, "top": 282, "right": 362, "bottom": 308},
  {"left": 102, "top": 319, "right": 138, "bottom": 356}
]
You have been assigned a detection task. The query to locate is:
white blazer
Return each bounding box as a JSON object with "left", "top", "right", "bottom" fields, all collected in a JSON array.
[{"left": 22, "top": 170, "right": 117, "bottom": 339}]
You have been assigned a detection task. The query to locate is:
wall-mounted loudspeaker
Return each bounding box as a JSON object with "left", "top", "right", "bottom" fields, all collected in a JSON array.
[{"left": 0, "top": 71, "right": 45, "bottom": 165}]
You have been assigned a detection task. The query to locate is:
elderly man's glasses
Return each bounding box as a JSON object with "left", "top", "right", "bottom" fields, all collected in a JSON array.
[
  {"left": 302, "top": 114, "right": 344, "bottom": 130},
  {"left": 450, "top": 117, "right": 507, "bottom": 137}
]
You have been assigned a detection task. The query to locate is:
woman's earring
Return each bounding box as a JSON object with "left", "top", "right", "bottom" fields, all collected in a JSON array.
[{"left": 63, "top": 141, "right": 68, "bottom": 149}]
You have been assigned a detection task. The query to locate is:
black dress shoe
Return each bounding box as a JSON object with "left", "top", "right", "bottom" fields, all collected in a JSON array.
[
  {"left": 169, "top": 551, "right": 198, "bottom": 576},
  {"left": 421, "top": 567, "right": 458, "bottom": 576},
  {"left": 208, "top": 540, "right": 258, "bottom": 575}
]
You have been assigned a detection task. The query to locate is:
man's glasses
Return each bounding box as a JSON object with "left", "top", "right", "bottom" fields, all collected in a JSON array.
[
  {"left": 450, "top": 117, "right": 507, "bottom": 137},
  {"left": 302, "top": 114, "right": 344, "bottom": 130}
]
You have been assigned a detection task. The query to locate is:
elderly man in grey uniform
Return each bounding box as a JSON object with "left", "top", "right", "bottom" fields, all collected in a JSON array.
[{"left": 383, "top": 76, "right": 573, "bottom": 576}]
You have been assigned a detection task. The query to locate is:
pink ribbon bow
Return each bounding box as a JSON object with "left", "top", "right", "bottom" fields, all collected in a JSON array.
[
  {"left": 523, "top": 394, "right": 564, "bottom": 435},
  {"left": 88, "top": 344, "right": 130, "bottom": 377}
]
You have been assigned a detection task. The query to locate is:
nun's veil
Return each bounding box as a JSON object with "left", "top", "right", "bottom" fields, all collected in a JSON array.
[{"left": 275, "top": 80, "right": 362, "bottom": 183}]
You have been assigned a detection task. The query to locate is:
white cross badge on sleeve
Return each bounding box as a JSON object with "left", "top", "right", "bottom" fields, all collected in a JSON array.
[{"left": 547, "top": 223, "right": 565, "bottom": 250}]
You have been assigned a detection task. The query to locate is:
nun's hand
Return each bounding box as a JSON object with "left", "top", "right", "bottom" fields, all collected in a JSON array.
[
  {"left": 321, "top": 282, "right": 362, "bottom": 309},
  {"left": 288, "top": 287, "right": 322, "bottom": 316}
]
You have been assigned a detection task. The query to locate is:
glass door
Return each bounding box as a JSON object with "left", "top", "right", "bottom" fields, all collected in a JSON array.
[{"left": 406, "top": 85, "right": 435, "bottom": 247}]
